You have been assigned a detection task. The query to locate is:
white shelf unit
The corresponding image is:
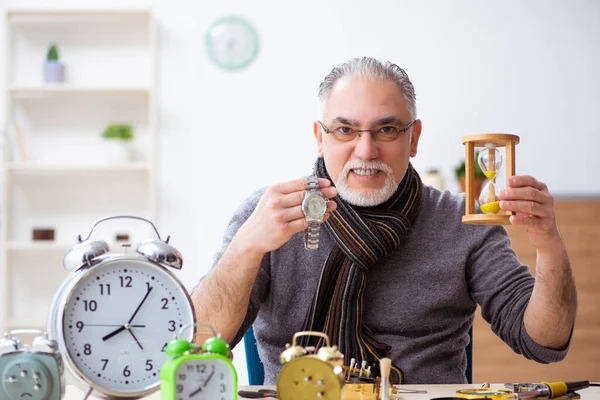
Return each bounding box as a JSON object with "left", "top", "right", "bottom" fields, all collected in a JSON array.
[{"left": 1, "top": 9, "right": 158, "bottom": 333}]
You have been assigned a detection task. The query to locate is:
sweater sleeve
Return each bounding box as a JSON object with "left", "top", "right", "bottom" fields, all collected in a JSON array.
[
  {"left": 465, "top": 225, "right": 570, "bottom": 363},
  {"left": 191, "top": 188, "right": 271, "bottom": 348}
]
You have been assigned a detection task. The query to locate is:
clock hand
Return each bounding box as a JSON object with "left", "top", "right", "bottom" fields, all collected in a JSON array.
[
  {"left": 127, "top": 286, "right": 153, "bottom": 324},
  {"left": 86, "top": 324, "right": 146, "bottom": 328},
  {"left": 203, "top": 365, "right": 215, "bottom": 388},
  {"left": 189, "top": 365, "right": 215, "bottom": 397},
  {"left": 102, "top": 325, "right": 126, "bottom": 341},
  {"left": 102, "top": 323, "right": 146, "bottom": 342},
  {"left": 128, "top": 329, "right": 144, "bottom": 350},
  {"left": 189, "top": 386, "right": 203, "bottom": 398}
]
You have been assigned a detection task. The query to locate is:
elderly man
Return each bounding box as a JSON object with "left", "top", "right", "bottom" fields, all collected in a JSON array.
[{"left": 192, "top": 57, "right": 576, "bottom": 384}]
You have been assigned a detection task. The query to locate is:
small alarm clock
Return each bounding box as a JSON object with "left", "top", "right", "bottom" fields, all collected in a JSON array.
[
  {"left": 277, "top": 331, "right": 345, "bottom": 400},
  {"left": 0, "top": 329, "right": 64, "bottom": 400},
  {"left": 47, "top": 215, "right": 196, "bottom": 399},
  {"left": 160, "top": 323, "right": 238, "bottom": 400}
]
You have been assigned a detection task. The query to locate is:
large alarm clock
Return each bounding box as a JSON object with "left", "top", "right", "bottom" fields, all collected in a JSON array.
[
  {"left": 160, "top": 323, "right": 237, "bottom": 400},
  {"left": 277, "top": 331, "right": 345, "bottom": 400},
  {"left": 47, "top": 216, "right": 196, "bottom": 399}
]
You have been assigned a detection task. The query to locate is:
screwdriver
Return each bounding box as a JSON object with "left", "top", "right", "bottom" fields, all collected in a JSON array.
[
  {"left": 507, "top": 381, "right": 591, "bottom": 398},
  {"left": 238, "top": 389, "right": 278, "bottom": 398}
]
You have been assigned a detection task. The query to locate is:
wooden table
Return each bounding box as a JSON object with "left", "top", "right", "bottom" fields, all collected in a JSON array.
[{"left": 63, "top": 383, "right": 600, "bottom": 399}]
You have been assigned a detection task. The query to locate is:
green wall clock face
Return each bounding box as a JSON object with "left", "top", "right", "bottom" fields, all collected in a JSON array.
[{"left": 205, "top": 16, "right": 259, "bottom": 70}]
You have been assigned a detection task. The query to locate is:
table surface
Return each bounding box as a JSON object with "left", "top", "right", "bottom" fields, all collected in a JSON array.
[{"left": 63, "top": 383, "right": 600, "bottom": 399}]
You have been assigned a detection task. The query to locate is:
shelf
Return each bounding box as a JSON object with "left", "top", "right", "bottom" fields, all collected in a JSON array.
[
  {"left": 9, "top": 86, "right": 152, "bottom": 96},
  {"left": 6, "top": 242, "right": 72, "bottom": 251},
  {"left": 7, "top": 9, "right": 152, "bottom": 18},
  {"left": 6, "top": 319, "right": 47, "bottom": 330},
  {"left": 6, "top": 163, "right": 152, "bottom": 175}
]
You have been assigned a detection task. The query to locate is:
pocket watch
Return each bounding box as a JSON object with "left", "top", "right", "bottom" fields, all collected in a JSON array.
[
  {"left": 160, "top": 323, "right": 237, "bottom": 400},
  {"left": 277, "top": 331, "right": 344, "bottom": 400},
  {"left": 47, "top": 216, "right": 196, "bottom": 399}
]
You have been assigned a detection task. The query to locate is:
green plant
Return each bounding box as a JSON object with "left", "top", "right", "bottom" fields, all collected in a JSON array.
[
  {"left": 102, "top": 124, "right": 134, "bottom": 141},
  {"left": 47, "top": 44, "right": 59, "bottom": 62},
  {"left": 455, "top": 151, "right": 486, "bottom": 179}
]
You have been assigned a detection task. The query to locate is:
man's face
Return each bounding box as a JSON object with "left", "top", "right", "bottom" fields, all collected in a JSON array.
[{"left": 314, "top": 75, "right": 422, "bottom": 206}]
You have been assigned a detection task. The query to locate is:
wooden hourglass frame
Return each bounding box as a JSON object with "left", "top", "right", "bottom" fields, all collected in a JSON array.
[{"left": 461, "top": 134, "right": 520, "bottom": 225}]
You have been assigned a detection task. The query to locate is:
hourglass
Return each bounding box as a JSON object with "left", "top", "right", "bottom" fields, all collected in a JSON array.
[{"left": 461, "top": 134, "right": 520, "bottom": 225}]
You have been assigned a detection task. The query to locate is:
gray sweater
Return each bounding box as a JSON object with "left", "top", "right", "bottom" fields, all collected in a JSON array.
[{"left": 211, "top": 185, "right": 569, "bottom": 384}]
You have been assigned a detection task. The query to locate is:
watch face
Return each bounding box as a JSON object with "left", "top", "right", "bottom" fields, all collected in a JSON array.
[
  {"left": 60, "top": 258, "right": 195, "bottom": 396},
  {"left": 174, "top": 357, "right": 236, "bottom": 400},
  {"left": 303, "top": 194, "right": 327, "bottom": 219},
  {"left": 205, "top": 16, "right": 259, "bottom": 70}
]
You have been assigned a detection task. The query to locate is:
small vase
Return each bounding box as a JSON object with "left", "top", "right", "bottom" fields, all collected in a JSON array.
[
  {"left": 44, "top": 61, "right": 65, "bottom": 83},
  {"left": 102, "top": 140, "right": 132, "bottom": 164}
]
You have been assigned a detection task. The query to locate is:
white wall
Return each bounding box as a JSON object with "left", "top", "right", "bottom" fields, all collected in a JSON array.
[{"left": 1, "top": 0, "right": 599, "bottom": 385}]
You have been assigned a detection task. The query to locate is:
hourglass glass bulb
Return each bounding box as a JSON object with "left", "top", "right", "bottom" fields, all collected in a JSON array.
[
  {"left": 477, "top": 144, "right": 503, "bottom": 181},
  {"left": 478, "top": 180, "right": 501, "bottom": 214}
]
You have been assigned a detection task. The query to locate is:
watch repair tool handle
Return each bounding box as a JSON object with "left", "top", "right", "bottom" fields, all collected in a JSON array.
[
  {"left": 542, "top": 381, "right": 590, "bottom": 398},
  {"left": 379, "top": 357, "right": 391, "bottom": 400}
]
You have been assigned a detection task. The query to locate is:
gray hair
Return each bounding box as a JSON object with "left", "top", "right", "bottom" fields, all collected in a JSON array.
[{"left": 317, "top": 57, "right": 417, "bottom": 120}]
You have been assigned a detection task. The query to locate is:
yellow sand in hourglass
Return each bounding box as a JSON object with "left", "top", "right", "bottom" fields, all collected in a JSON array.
[{"left": 477, "top": 144, "right": 503, "bottom": 214}]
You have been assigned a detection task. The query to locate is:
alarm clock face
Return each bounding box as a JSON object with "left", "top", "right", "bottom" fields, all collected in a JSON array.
[
  {"left": 58, "top": 258, "right": 195, "bottom": 396},
  {"left": 174, "top": 357, "right": 236, "bottom": 400},
  {"left": 1, "top": 358, "right": 53, "bottom": 400},
  {"left": 277, "top": 357, "right": 341, "bottom": 400}
]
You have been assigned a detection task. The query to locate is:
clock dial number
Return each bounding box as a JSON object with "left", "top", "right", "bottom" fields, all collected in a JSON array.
[
  {"left": 99, "top": 283, "right": 111, "bottom": 295},
  {"left": 120, "top": 276, "right": 133, "bottom": 288},
  {"left": 101, "top": 359, "right": 108, "bottom": 370},
  {"left": 84, "top": 300, "right": 97, "bottom": 312}
]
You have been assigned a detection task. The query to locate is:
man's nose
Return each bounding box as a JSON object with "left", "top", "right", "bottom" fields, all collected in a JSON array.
[{"left": 353, "top": 132, "right": 379, "bottom": 160}]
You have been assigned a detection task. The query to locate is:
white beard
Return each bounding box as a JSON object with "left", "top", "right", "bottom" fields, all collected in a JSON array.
[{"left": 336, "top": 160, "right": 399, "bottom": 207}]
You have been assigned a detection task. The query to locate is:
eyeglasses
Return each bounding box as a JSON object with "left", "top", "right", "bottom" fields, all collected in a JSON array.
[{"left": 318, "top": 120, "right": 416, "bottom": 143}]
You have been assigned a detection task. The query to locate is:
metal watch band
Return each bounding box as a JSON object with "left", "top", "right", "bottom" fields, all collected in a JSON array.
[
  {"left": 305, "top": 168, "right": 322, "bottom": 250},
  {"left": 305, "top": 220, "right": 321, "bottom": 250},
  {"left": 307, "top": 172, "right": 319, "bottom": 191}
]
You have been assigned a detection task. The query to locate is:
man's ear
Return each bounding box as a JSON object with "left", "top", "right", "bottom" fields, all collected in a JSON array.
[
  {"left": 314, "top": 121, "right": 324, "bottom": 157},
  {"left": 409, "top": 119, "right": 422, "bottom": 157}
]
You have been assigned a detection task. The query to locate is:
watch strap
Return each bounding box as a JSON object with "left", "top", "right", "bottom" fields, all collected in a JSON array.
[
  {"left": 305, "top": 220, "right": 321, "bottom": 250},
  {"left": 304, "top": 168, "right": 324, "bottom": 251}
]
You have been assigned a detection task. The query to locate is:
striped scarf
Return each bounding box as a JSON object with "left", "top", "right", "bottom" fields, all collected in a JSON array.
[{"left": 300, "top": 157, "right": 423, "bottom": 384}]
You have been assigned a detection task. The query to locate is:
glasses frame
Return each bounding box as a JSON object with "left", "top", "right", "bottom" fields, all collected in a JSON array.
[{"left": 318, "top": 119, "right": 417, "bottom": 142}]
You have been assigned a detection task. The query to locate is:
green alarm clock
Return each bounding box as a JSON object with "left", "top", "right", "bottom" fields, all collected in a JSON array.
[{"left": 160, "top": 324, "right": 237, "bottom": 400}]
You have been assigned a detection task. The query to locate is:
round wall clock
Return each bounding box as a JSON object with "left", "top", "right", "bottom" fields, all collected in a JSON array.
[{"left": 205, "top": 16, "right": 259, "bottom": 70}]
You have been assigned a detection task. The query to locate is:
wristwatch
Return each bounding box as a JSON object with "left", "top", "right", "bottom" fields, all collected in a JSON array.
[{"left": 302, "top": 169, "right": 327, "bottom": 250}]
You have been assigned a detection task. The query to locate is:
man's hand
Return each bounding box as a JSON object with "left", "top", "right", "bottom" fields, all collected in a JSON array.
[
  {"left": 499, "top": 175, "right": 563, "bottom": 253},
  {"left": 236, "top": 177, "right": 337, "bottom": 256}
]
